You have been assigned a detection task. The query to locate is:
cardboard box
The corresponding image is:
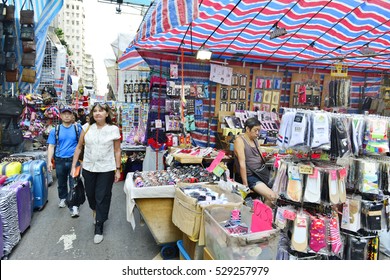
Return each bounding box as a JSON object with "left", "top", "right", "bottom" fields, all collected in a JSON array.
[
  {"left": 172, "top": 184, "right": 243, "bottom": 243},
  {"left": 203, "top": 247, "right": 214, "bottom": 260}
]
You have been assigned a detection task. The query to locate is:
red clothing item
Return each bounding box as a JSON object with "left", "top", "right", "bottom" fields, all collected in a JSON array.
[{"left": 298, "top": 85, "right": 306, "bottom": 104}]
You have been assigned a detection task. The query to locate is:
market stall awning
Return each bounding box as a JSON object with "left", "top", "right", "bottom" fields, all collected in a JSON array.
[{"left": 119, "top": 0, "right": 390, "bottom": 72}]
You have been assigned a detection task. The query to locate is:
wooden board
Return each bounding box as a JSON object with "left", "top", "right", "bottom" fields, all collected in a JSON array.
[{"left": 136, "top": 198, "right": 182, "bottom": 245}]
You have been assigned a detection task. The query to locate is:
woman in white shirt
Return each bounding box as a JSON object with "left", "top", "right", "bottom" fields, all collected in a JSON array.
[{"left": 72, "top": 103, "right": 121, "bottom": 244}]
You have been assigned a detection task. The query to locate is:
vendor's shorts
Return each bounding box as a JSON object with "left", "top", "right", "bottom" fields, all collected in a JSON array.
[{"left": 247, "top": 175, "right": 272, "bottom": 190}]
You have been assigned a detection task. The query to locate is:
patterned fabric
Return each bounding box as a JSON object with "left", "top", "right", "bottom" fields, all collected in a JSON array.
[{"left": 120, "top": 0, "right": 390, "bottom": 71}]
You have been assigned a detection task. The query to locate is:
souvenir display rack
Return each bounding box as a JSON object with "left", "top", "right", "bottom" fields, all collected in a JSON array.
[
  {"left": 215, "top": 67, "right": 250, "bottom": 116},
  {"left": 289, "top": 72, "right": 321, "bottom": 109},
  {"left": 250, "top": 70, "right": 284, "bottom": 113}
]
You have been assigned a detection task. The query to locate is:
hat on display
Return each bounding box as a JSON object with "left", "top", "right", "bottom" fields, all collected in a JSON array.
[{"left": 61, "top": 106, "right": 73, "bottom": 113}]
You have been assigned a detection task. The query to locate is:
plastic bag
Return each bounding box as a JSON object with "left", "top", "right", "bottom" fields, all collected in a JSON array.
[{"left": 66, "top": 177, "right": 86, "bottom": 207}]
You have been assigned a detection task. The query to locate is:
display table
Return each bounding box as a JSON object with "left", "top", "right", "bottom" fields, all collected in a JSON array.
[
  {"left": 123, "top": 173, "right": 182, "bottom": 245},
  {"left": 121, "top": 143, "right": 147, "bottom": 152}
]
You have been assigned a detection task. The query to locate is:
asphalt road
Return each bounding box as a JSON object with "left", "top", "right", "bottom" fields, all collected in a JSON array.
[{"left": 6, "top": 175, "right": 161, "bottom": 260}]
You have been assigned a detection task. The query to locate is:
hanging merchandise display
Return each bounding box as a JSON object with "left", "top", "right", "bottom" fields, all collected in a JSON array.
[{"left": 277, "top": 109, "right": 390, "bottom": 157}]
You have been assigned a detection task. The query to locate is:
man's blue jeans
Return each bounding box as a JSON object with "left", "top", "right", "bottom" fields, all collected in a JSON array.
[{"left": 54, "top": 157, "right": 74, "bottom": 201}]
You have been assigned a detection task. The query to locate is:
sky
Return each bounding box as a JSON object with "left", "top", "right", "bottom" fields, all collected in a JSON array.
[{"left": 83, "top": 0, "right": 144, "bottom": 95}]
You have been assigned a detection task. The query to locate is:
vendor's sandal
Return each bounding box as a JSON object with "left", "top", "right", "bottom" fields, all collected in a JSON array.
[
  {"left": 291, "top": 213, "right": 308, "bottom": 253},
  {"left": 329, "top": 170, "right": 340, "bottom": 204},
  {"left": 304, "top": 168, "right": 321, "bottom": 203}
]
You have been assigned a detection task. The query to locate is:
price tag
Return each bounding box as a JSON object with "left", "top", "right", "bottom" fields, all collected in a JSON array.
[
  {"left": 155, "top": 119, "right": 162, "bottom": 128},
  {"left": 299, "top": 164, "right": 313, "bottom": 175}
]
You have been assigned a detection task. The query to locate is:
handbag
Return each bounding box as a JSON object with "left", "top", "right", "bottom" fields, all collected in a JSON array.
[
  {"left": 5, "top": 1, "right": 15, "bottom": 21},
  {"left": 0, "top": 3, "right": 5, "bottom": 21},
  {"left": 5, "top": 52, "right": 16, "bottom": 70},
  {"left": 20, "top": 24, "right": 34, "bottom": 41},
  {"left": 3, "top": 21, "right": 14, "bottom": 35},
  {"left": 21, "top": 68, "right": 36, "bottom": 83},
  {"left": 2, "top": 118, "right": 23, "bottom": 146},
  {"left": 66, "top": 176, "right": 86, "bottom": 207},
  {"left": 22, "top": 40, "right": 36, "bottom": 53},
  {"left": 5, "top": 69, "right": 18, "bottom": 82},
  {"left": 0, "top": 53, "right": 5, "bottom": 66},
  {"left": 20, "top": 0, "right": 34, "bottom": 25},
  {"left": 0, "top": 96, "right": 24, "bottom": 117},
  {"left": 4, "top": 35, "right": 16, "bottom": 52},
  {"left": 21, "top": 51, "right": 36, "bottom": 66}
]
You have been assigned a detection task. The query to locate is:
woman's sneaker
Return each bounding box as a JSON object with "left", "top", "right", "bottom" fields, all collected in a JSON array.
[{"left": 70, "top": 206, "right": 79, "bottom": 218}]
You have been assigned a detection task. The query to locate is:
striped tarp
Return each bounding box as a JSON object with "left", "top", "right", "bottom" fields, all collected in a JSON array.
[
  {"left": 2, "top": 0, "right": 63, "bottom": 93},
  {"left": 120, "top": 0, "right": 390, "bottom": 72},
  {"left": 118, "top": 0, "right": 199, "bottom": 70}
]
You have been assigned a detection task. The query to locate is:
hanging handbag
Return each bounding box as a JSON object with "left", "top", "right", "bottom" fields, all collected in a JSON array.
[
  {"left": 2, "top": 118, "right": 23, "bottom": 146},
  {"left": 20, "top": 24, "right": 34, "bottom": 41},
  {"left": 0, "top": 95, "right": 23, "bottom": 117},
  {"left": 3, "top": 21, "right": 14, "bottom": 35},
  {"left": 0, "top": 53, "right": 5, "bottom": 66},
  {"left": 5, "top": 0, "right": 15, "bottom": 22},
  {"left": 21, "top": 67, "right": 35, "bottom": 83},
  {"left": 5, "top": 52, "right": 16, "bottom": 70},
  {"left": 4, "top": 35, "right": 16, "bottom": 52},
  {"left": 0, "top": 3, "right": 5, "bottom": 21},
  {"left": 22, "top": 40, "right": 36, "bottom": 53},
  {"left": 5, "top": 69, "right": 18, "bottom": 82},
  {"left": 21, "top": 51, "right": 36, "bottom": 66},
  {"left": 20, "top": 0, "right": 34, "bottom": 25}
]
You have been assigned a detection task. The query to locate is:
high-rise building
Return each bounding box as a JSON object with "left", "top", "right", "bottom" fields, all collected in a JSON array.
[{"left": 51, "top": 0, "right": 96, "bottom": 93}]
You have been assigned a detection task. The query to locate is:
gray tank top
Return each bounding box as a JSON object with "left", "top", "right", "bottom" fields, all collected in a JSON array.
[{"left": 235, "top": 135, "right": 264, "bottom": 176}]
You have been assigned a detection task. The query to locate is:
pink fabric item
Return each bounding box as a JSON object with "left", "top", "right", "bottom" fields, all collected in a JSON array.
[
  {"left": 330, "top": 217, "right": 342, "bottom": 254},
  {"left": 250, "top": 200, "right": 273, "bottom": 232},
  {"left": 298, "top": 85, "right": 306, "bottom": 104},
  {"left": 309, "top": 217, "right": 326, "bottom": 252}
]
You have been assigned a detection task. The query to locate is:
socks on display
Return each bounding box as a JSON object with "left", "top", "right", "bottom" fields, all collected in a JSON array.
[
  {"left": 309, "top": 216, "right": 326, "bottom": 253},
  {"left": 287, "top": 165, "right": 303, "bottom": 202},
  {"left": 289, "top": 112, "right": 307, "bottom": 147},
  {"left": 304, "top": 168, "right": 322, "bottom": 204},
  {"left": 291, "top": 213, "right": 309, "bottom": 253}
]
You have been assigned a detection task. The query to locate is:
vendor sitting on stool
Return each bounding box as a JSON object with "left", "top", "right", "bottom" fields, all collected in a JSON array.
[{"left": 234, "top": 117, "right": 277, "bottom": 207}]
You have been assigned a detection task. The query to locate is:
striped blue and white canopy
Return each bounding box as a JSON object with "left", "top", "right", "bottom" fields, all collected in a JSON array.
[
  {"left": 119, "top": 0, "right": 390, "bottom": 72},
  {"left": 2, "top": 0, "right": 63, "bottom": 93}
]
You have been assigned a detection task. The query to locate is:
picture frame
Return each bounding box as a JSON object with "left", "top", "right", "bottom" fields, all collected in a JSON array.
[
  {"left": 239, "top": 75, "right": 247, "bottom": 86},
  {"left": 229, "top": 102, "right": 237, "bottom": 112},
  {"left": 231, "top": 74, "right": 239, "bottom": 86},
  {"left": 230, "top": 88, "right": 238, "bottom": 100},
  {"left": 239, "top": 88, "right": 246, "bottom": 100}
]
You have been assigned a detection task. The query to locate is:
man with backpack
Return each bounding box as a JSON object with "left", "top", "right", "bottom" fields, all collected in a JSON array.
[{"left": 47, "top": 106, "right": 82, "bottom": 217}]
